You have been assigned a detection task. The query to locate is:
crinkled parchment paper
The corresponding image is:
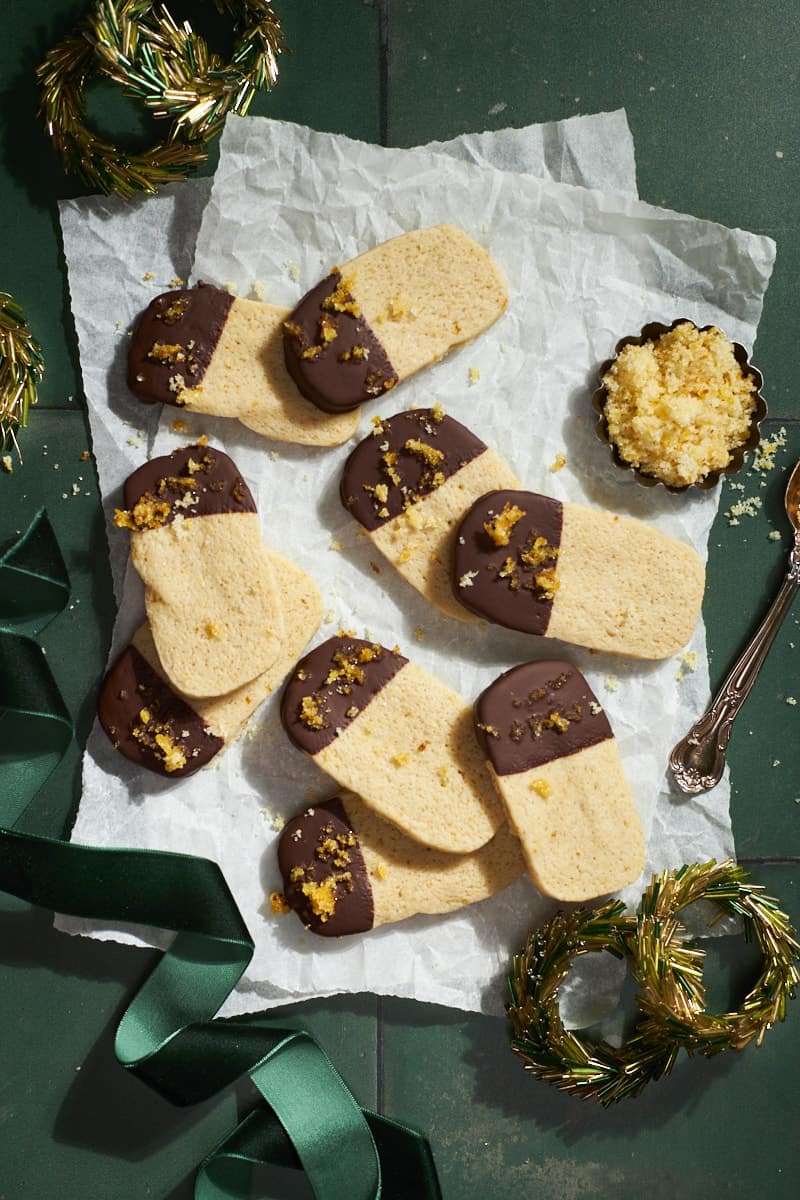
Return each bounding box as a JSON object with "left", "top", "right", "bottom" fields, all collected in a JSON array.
[{"left": 58, "top": 112, "right": 774, "bottom": 1019}]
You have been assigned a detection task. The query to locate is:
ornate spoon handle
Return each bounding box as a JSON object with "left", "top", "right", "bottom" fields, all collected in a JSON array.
[{"left": 669, "top": 537, "right": 800, "bottom": 794}]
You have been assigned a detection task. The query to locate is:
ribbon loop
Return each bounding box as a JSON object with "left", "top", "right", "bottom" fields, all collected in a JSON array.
[
  {"left": 0, "top": 515, "right": 440, "bottom": 1200},
  {"left": 0, "top": 508, "right": 69, "bottom": 634}
]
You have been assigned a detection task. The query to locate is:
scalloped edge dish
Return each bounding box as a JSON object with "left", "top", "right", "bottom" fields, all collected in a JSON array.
[{"left": 591, "top": 318, "right": 767, "bottom": 494}]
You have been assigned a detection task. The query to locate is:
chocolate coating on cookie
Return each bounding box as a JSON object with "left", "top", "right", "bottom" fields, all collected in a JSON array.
[
  {"left": 277, "top": 797, "right": 374, "bottom": 936},
  {"left": 341, "top": 408, "right": 488, "bottom": 531},
  {"left": 98, "top": 645, "right": 224, "bottom": 776},
  {"left": 453, "top": 489, "right": 563, "bottom": 634},
  {"left": 128, "top": 283, "right": 234, "bottom": 406},
  {"left": 475, "top": 660, "right": 612, "bottom": 775},
  {"left": 281, "top": 636, "right": 408, "bottom": 755},
  {"left": 120, "top": 443, "right": 256, "bottom": 527},
  {"left": 283, "top": 272, "right": 398, "bottom": 414}
]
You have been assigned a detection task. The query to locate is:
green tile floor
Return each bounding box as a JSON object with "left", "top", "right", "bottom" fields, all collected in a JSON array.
[{"left": 1, "top": 2, "right": 798, "bottom": 1196}]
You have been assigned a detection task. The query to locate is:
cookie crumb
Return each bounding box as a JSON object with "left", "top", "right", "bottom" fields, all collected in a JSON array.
[
  {"left": 530, "top": 779, "right": 553, "bottom": 798},
  {"left": 373, "top": 864, "right": 388, "bottom": 881},
  {"left": 604, "top": 674, "right": 620, "bottom": 693},
  {"left": 468, "top": 366, "right": 481, "bottom": 385},
  {"left": 752, "top": 427, "right": 786, "bottom": 473},
  {"left": 549, "top": 452, "right": 567, "bottom": 472},
  {"left": 269, "top": 891, "right": 291, "bottom": 915},
  {"left": 1, "top": 454, "right": 13, "bottom": 473}
]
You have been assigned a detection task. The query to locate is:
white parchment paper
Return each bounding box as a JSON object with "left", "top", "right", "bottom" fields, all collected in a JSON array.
[{"left": 58, "top": 113, "right": 774, "bottom": 1019}]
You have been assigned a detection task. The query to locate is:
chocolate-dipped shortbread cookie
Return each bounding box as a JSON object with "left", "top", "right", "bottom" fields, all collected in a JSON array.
[
  {"left": 476, "top": 661, "right": 645, "bottom": 901},
  {"left": 275, "top": 793, "right": 525, "bottom": 936},
  {"left": 454, "top": 489, "right": 705, "bottom": 659},
  {"left": 98, "top": 641, "right": 224, "bottom": 777},
  {"left": 127, "top": 283, "right": 359, "bottom": 446},
  {"left": 99, "top": 551, "right": 323, "bottom": 777},
  {"left": 341, "top": 408, "right": 519, "bottom": 620},
  {"left": 283, "top": 226, "right": 508, "bottom": 414},
  {"left": 114, "top": 443, "right": 284, "bottom": 697},
  {"left": 280, "top": 635, "right": 504, "bottom": 853}
]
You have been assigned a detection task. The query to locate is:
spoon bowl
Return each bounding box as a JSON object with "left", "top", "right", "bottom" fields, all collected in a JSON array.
[{"left": 784, "top": 458, "right": 800, "bottom": 533}]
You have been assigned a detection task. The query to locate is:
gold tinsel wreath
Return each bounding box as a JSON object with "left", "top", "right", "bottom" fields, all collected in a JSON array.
[
  {"left": 634, "top": 859, "right": 800, "bottom": 1056},
  {"left": 0, "top": 292, "right": 44, "bottom": 464},
  {"left": 37, "top": 0, "right": 284, "bottom": 199},
  {"left": 508, "top": 861, "right": 799, "bottom": 1106},
  {"left": 507, "top": 901, "right": 686, "bottom": 1106}
]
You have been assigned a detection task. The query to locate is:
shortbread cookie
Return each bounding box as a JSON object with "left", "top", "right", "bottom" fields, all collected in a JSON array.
[
  {"left": 275, "top": 793, "right": 525, "bottom": 936},
  {"left": 114, "top": 443, "right": 284, "bottom": 697},
  {"left": 475, "top": 661, "right": 645, "bottom": 902},
  {"left": 453, "top": 488, "right": 705, "bottom": 659},
  {"left": 283, "top": 225, "right": 508, "bottom": 413},
  {"left": 98, "top": 551, "right": 323, "bottom": 777},
  {"left": 341, "top": 407, "right": 520, "bottom": 620},
  {"left": 280, "top": 635, "right": 504, "bottom": 853},
  {"left": 127, "top": 283, "right": 359, "bottom": 446}
]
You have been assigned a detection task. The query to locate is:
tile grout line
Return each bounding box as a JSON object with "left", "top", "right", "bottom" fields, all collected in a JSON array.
[
  {"left": 378, "top": 0, "right": 389, "bottom": 146},
  {"left": 376, "top": 992, "right": 385, "bottom": 1114},
  {"left": 738, "top": 855, "right": 800, "bottom": 865}
]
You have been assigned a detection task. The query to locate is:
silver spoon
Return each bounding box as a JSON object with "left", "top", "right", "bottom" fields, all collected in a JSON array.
[{"left": 669, "top": 458, "right": 800, "bottom": 794}]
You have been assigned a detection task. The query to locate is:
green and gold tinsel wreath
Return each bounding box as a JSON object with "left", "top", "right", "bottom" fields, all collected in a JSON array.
[
  {"left": 508, "top": 861, "right": 799, "bottom": 1106},
  {"left": 634, "top": 859, "right": 800, "bottom": 1056},
  {"left": 507, "top": 901, "right": 683, "bottom": 1105},
  {"left": 0, "top": 292, "right": 44, "bottom": 464},
  {"left": 37, "top": 0, "right": 284, "bottom": 198}
]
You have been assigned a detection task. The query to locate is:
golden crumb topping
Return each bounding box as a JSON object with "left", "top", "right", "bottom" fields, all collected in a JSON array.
[
  {"left": 533, "top": 567, "right": 560, "bottom": 600},
  {"left": 154, "top": 733, "right": 187, "bottom": 772},
  {"left": 319, "top": 316, "right": 338, "bottom": 343},
  {"left": 602, "top": 322, "right": 757, "bottom": 487},
  {"left": 322, "top": 274, "right": 361, "bottom": 318},
  {"left": 158, "top": 297, "right": 190, "bottom": 324},
  {"left": 147, "top": 341, "right": 186, "bottom": 365},
  {"left": 113, "top": 493, "right": 171, "bottom": 531},
  {"left": 404, "top": 438, "right": 445, "bottom": 467},
  {"left": 519, "top": 532, "right": 558, "bottom": 569},
  {"left": 300, "top": 874, "right": 352, "bottom": 921},
  {"left": 299, "top": 695, "right": 327, "bottom": 730},
  {"left": 484, "top": 502, "right": 526, "bottom": 547},
  {"left": 339, "top": 344, "right": 369, "bottom": 362}
]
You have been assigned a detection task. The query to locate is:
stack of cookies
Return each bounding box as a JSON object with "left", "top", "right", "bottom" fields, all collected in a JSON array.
[{"left": 98, "top": 442, "right": 323, "bottom": 777}]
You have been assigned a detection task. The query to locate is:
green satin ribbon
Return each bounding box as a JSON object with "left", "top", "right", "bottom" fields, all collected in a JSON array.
[{"left": 0, "top": 510, "right": 441, "bottom": 1200}]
